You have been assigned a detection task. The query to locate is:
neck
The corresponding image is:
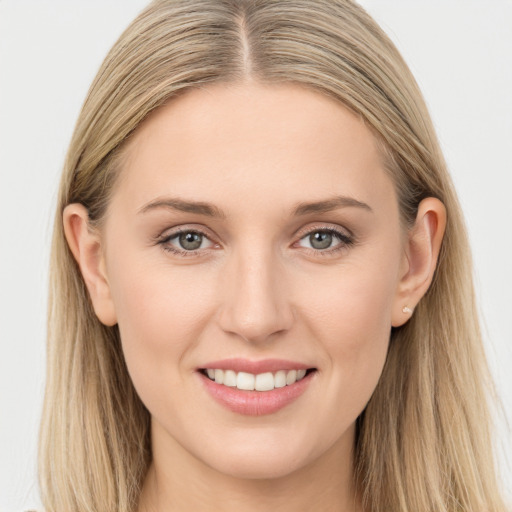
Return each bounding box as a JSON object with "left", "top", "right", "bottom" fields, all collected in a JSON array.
[{"left": 138, "top": 421, "right": 362, "bottom": 512}]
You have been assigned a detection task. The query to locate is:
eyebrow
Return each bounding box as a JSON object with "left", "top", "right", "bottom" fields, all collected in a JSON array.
[
  {"left": 138, "top": 198, "right": 226, "bottom": 218},
  {"left": 138, "top": 195, "right": 372, "bottom": 218},
  {"left": 292, "top": 196, "right": 373, "bottom": 216}
]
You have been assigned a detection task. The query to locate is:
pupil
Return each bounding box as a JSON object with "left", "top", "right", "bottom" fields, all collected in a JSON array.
[
  {"left": 179, "top": 232, "right": 202, "bottom": 250},
  {"left": 310, "top": 231, "right": 332, "bottom": 250}
]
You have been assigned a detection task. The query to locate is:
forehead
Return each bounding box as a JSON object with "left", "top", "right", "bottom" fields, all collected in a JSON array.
[{"left": 114, "top": 81, "right": 395, "bottom": 216}]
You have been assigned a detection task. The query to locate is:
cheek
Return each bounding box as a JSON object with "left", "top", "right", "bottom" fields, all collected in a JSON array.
[
  {"left": 105, "top": 250, "right": 218, "bottom": 403},
  {"left": 298, "top": 249, "right": 401, "bottom": 418},
  {"left": 302, "top": 251, "right": 399, "bottom": 348}
]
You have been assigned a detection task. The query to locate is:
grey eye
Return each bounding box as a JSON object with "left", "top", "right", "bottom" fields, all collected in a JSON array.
[
  {"left": 297, "top": 229, "right": 348, "bottom": 252},
  {"left": 179, "top": 232, "right": 203, "bottom": 250},
  {"left": 160, "top": 228, "right": 216, "bottom": 255},
  {"left": 309, "top": 231, "right": 333, "bottom": 250}
]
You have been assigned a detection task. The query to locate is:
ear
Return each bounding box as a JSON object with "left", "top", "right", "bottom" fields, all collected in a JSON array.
[
  {"left": 391, "top": 197, "right": 446, "bottom": 327},
  {"left": 63, "top": 204, "right": 117, "bottom": 326}
]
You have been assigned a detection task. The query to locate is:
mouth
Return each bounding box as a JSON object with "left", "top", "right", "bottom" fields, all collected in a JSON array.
[
  {"left": 197, "top": 363, "right": 318, "bottom": 416},
  {"left": 199, "top": 367, "right": 317, "bottom": 392}
]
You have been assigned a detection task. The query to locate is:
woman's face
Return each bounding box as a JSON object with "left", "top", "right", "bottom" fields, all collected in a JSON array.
[{"left": 100, "top": 82, "right": 407, "bottom": 479}]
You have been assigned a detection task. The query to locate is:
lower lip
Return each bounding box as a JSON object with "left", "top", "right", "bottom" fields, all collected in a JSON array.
[{"left": 198, "top": 370, "right": 316, "bottom": 416}]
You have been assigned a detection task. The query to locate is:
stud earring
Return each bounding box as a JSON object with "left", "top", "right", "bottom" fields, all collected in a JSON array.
[{"left": 402, "top": 306, "right": 413, "bottom": 314}]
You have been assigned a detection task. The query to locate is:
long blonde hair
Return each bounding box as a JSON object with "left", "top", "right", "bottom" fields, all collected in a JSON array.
[{"left": 39, "top": 1, "right": 508, "bottom": 511}]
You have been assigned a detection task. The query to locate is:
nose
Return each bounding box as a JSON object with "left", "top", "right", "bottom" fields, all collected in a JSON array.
[{"left": 217, "top": 248, "right": 294, "bottom": 344}]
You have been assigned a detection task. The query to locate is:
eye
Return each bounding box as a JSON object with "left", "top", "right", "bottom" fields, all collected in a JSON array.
[
  {"left": 176, "top": 232, "right": 206, "bottom": 251},
  {"left": 159, "top": 229, "right": 216, "bottom": 254},
  {"left": 297, "top": 228, "right": 353, "bottom": 252}
]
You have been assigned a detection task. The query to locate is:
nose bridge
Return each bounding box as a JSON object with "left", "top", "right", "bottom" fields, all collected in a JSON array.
[{"left": 217, "top": 240, "right": 293, "bottom": 343}]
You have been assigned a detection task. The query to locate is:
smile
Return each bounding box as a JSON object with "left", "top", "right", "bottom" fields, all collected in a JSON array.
[
  {"left": 202, "top": 368, "right": 311, "bottom": 391},
  {"left": 197, "top": 362, "right": 318, "bottom": 415}
]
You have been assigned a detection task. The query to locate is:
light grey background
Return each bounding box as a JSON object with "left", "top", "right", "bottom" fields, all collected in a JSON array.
[{"left": 1, "top": 1, "right": 511, "bottom": 510}]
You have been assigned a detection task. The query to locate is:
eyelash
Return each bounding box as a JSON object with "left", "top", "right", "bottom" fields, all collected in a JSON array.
[
  {"left": 295, "top": 226, "right": 355, "bottom": 257},
  {"left": 154, "top": 228, "right": 214, "bottom": 257},
  {"left": 155, "top": 225, "right": 355, "bottom": 258}
]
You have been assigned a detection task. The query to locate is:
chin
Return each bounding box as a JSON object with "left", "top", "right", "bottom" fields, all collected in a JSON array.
[
  {"left": 210, "top": 453, "right": 308, "bottom": 481},
  {"left": 196, "top": 433, "right": 322, "bottom": 481}
]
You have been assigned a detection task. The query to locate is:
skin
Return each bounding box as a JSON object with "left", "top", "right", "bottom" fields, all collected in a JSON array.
[{"left": 64, "top": 82, "right": 446, "bottom": 512}]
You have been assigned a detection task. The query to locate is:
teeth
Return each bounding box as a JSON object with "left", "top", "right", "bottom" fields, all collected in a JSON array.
[
  {"left": 223, "top": 369, "right": 237, "bottom": 387},
  {"left": 255, "top": 372, "right": 274, "bottom": 391},
  {"left": 204, "top": 368, "right": 311, "bottom": 391},
  {"left": 274, "top": 370, "right": 286, "bottom": 388},
  {"left": 286, "top": 369, "right": 297, "bottom": 385},
  {"left": 237, "top": 371, "right": 255, "bottom": 390}
]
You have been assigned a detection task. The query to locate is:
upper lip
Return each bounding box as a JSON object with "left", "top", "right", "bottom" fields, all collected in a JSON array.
[{"left": 199, "top": 358, "right": 315, "bottom": 374}]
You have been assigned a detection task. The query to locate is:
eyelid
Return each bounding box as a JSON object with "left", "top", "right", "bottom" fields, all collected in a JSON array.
[
  {"left": 157, "top": 224, "right": 216, "bottom": 242},
  {"left": 294, "top": 222, "right": 354, "bottom": 240}
]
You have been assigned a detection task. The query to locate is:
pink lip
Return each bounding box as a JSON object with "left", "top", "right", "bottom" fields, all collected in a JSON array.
[
  {"left": 197, "top": 365, "right": 317, "bottom": 416},
  {"left": 199, "top": 358, "right": 314, "bottom": 374}
]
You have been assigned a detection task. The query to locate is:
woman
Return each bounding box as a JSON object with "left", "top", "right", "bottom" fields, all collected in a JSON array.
[{"left": 38, "top": 0, "right": 508, "bottom": 511}]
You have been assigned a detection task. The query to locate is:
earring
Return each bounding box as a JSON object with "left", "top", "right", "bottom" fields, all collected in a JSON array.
[{"left": 402, "top": 306, "right": 413, "bottom": 314}]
